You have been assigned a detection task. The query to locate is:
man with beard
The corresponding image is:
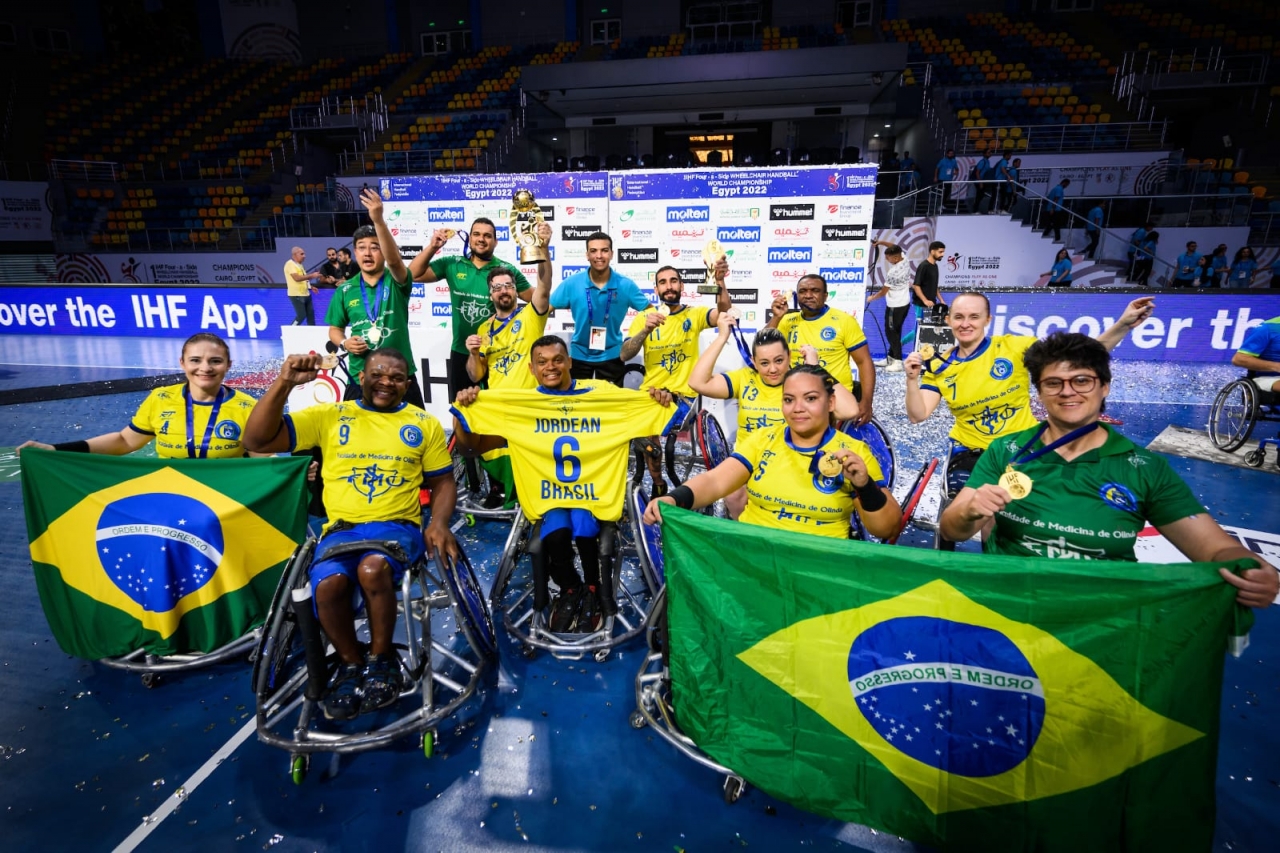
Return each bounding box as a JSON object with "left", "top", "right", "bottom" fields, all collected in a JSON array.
[
  {"left": 243, "top": 347, "right": 458, "bottom": 721},
  {"left": 766, "top": 273, "right": 876, "bottom": 427},
  {"left": 408, "top": 218, "right": 550, "bottom": 401},
  {"left": 618, "top": 261, "right": 730, "bottom": 495}
]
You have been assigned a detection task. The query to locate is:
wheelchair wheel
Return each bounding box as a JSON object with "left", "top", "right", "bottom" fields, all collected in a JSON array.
[
  {"left": 838, "top": 418, "right": 897, "bottom": 490},
  {"left": 439, "top": 549, "right": 497, "bottom": 659},
  {"left": 695, "top": 411, "right": 730, "bottom": 470},
  {"left": 664, "top": 424, "right": 700, "bottom": 486},
  {"left": 1208, "top": 379, "right": 1258, "bottom": 452},
  {"left": 252, "top": 539, "right": 316, "bottom": 699}
]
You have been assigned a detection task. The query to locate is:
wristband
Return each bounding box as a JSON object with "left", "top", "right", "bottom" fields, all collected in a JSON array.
[
  {"left": 53, "top": 440, "right": 90, "bottom": 453},
  {"left": 854, "top": 479, "right": 887, "bottom": 512},
  {"left": 669, "top": 485, "right": 695, "bottom": 510}
]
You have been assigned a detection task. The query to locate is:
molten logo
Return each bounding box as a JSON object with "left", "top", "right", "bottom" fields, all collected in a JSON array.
[{"left": 768, "top": 247, "right": 813, "bottom": 263}]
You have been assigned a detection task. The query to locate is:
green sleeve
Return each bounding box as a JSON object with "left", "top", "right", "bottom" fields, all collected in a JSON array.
[
  {"left": 323, "top": 288, "right": 349, "bottom": 327},
  {"left": 1140, "top": 453, "right": 1207, "bottom": 527},
  {"left": 428, "top": 257, "right": 452, "bottom": 281}
]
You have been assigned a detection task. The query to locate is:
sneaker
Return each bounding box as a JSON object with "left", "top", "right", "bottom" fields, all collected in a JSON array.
[
  {"left": 358, "top": 653, "right": 405, "bottom": 715},
  {"left": 884, "top": 359, "right": 905, "bottom": 373},
  {"left": 549, "top": 586, "right": 585, "bottom": 632},
  {"left": 577, "top": 585, "right": 604, "bottom": 633},
  {"left": 481, "top": 488, "right": 506, "bottom": 509},
  {"left": 322, "top": 661, "right": 363, "bottom": 721}
]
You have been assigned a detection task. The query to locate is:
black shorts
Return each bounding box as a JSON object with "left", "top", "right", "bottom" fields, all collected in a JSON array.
[
  {"left": 945, "top": 443, "right": 984, "bottom": 499},
  {"left": 570, "top": 357, "right": 627, "bottom": 387}
]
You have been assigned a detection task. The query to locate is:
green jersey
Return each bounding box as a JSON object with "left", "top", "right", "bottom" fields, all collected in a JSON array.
[
  {"left": 427, "top": 254, "right": 532, "bottom": 354},
  {"left": 968, "top": 424, "right": 1205, "bottom": 561},
  {"left": 324, "top": 269, "right": 416, "bottom": 377}
]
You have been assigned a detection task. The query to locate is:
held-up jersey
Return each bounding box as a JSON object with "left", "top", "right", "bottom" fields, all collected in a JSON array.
[
  {"left": 480, "top": 303, "right": 550, "bottom": 390},
  {"left": 967, "top": 424, "right": 1204, "bottom": 561},
  {"left": 628, "top": 306, "right": 713, "bottom": 397},
  {"left": 920, "top": 335, "right": 1039, "bottom": 451},
  {"left": 776, "top": 306, "right": 868, "bottom": 391},
  {"left": 284, "top": 401, "right": 452, "bottom": 533},
  {"left": 721, "top": 367, "right": 785, "bottom": 436},
  {"left": 130, "top": 384, "right": 255, "bottom": 459},
  {"left": 731, "top": 425, "right": 885, "bottom": 538},
  {"left": 451, "top": 382, "right": 689, "bottom": 522}
]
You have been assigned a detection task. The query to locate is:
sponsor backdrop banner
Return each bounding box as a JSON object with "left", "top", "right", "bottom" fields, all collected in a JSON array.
[
  {"left": 0, "top": 182, "right": 53, "bottom": 242},
  {"left": 607, "top": 166, "right": 878, "bottom": 333}
]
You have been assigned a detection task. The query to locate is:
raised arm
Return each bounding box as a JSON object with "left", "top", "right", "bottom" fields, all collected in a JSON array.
[
  {"left": 243, "top": 354, "right": 320, "bottom": 454},
  {"left": 465, "top": 334, "right": 488, "bottom": 383},
  {"left": 530, "top": 222, "right": 553, "bottom": 313},
  {"left": 707, "top": 256, "right": 731, "bottom": 323},
  {"left": 902, "top": 351, "right": 943, "bottom": 423},
  {"left": 1096, "top": 296, "right": 1155, "bottom": 351},
  {"left": 407, "top": 229, "right": 451, "bottom": 282},
  {"left": 621, "top": 311, "right": 663, "bottom": 361},
  {"left": 360, "top": 189, "right": 407, "bottom": 283},
  {"left": 688, "top": 312, "right": 736, "bottom": 399}
]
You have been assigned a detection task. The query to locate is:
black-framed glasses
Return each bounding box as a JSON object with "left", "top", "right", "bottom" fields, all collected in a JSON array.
[{"left": 1039, "top": 375, "right": 1099, "bottom": 395}]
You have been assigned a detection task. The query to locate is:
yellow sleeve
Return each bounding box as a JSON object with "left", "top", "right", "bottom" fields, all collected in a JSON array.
[
  {"left": 854, "top": 441, "right": 885, "bottom": 487},
  {"left": 130, "top": 388, "right": 161, "bottom": 434},
  {"left": 842, "top": 313, "right": 867, "bottom": 350},
  {"left": 451, "top": 396, "right": 504, "bottom": 436},
  {"left": 419, "top": 415, "right": 453, "bottom": 478},
  {"left": 1006, "top": 335, "right": 1037, "bottom": 359},
  {"left": 694, "top": 307, "right": 714, "bottom": 334},
  {"left": 620, "top": 389, "right": 688, "bottom": 438},
  {"left": 286, "top": 404, "right": 332, "bottom": 452},
  {"left": 628, "top": 309, "right": 651, "bottom": 336},
  {"left": 730, "top": 427, "right": 766, "bottom": 472}
]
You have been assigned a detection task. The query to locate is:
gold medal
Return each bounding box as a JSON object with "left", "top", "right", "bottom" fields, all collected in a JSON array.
[
  {"left": 917, "top": 343, "right": 936, "bottom": 360},
  {"left": 818, "top": 452, "right": 843, "bottom": 477},
  {"left": 441, "top": 228, "right": 457, "bottom": 241},
  {"left": 319, "top": 354, "right": 339, "bottom": 371},
  {"left": 998, "top": 466, "right": 1033, "bottom": 500},
  {"left": 365, "top": 326, "right": 384, "bottom": 345}
]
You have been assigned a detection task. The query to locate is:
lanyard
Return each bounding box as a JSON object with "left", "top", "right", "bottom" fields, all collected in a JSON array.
[
  {"left": 359, "top": 271, "right": 389, "bottom": 327},
  {"left": 924, "top": 341, "right": 966, "bottom": 373},
  {"left": 1009, "top": 422, "right": 1101, "bottom": 467},
  {"left": 729, "top": 324, "right": 754, "bottom": 367},
  {"left": 487, "top": 303, "right": 523, "bottom": 339},
  {"left": 585, "top": 284, "right": 616, "bottom": 328},
  {"left": 184, "top": 385, "right": 226, "bottom": 459}
]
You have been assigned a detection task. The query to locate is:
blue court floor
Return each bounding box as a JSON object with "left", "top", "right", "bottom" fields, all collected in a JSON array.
[{"left": 0, "top": 336, "right": 1277, "bottom": 852}]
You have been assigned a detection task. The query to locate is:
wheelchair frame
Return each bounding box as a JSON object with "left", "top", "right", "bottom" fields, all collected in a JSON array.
[
  {"left": 98, "top": 630, "right": 262, "bottom": 689},
  {"left": 252, "top": 535, "right": 495, "bottom": 780},
  {"left": 1209, "top": 376, "right": 1280, "bottom": 466}
]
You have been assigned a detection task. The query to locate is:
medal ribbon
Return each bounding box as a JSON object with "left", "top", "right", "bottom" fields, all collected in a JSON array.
[
  {"left": 359, "top": 271, "right": 389, "bottom": 338},
  {"left": 487, "top": 303, "right": 523, "bottom": 341},
  {"left": 729, "top": 323, "right": 754, "bottom": 367},
  {"left": 185, "top": 385, "right": 226, "bottom": 459},
  {"left": 1009, "top": 421, "right": 1101, "bottom": 468}
]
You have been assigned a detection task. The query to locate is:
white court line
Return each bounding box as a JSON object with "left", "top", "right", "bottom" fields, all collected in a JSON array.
[
  {"left": 111, "top": 514, "right": 470, "bottom": 852},
  {"left": 112, "top": 717, "right": 257, "bottom": 853}
]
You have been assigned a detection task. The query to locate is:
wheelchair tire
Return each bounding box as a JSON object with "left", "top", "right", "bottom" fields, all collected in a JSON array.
[
  {"left": 664, "top": 427, "right": 700, "bottom": 486},
  {"left": 695, "top": 411, "right": 730, "bottom": 470},
  {"left": 1208, "top": 379, "right": 1258, "bottom": 452},
  {"left": 440, "top": 549, "right": 498, "bottom": 660},
  {"left": 1244, "top": 449, "right": 1265, "bottom": 467}
]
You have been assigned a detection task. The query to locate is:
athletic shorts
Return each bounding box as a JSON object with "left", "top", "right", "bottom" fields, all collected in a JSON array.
[
  {"left": 1249, "top": 376, "right": 1280, "bottom": 394},
  {"left": 310, "top": 519, "right": 424, "bottom": 592}
]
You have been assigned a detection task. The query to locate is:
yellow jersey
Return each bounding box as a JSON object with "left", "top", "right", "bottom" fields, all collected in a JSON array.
[
  {"left": 480, "top": 303, "right": 550, "bottom": 390},
  {"left": 451, "top": 382, "right": 689, "bottom": 523},
  {"left": 130, "top": 383, "right": 255, "bottom": 459},
  {"left": 285, "top": 400, "right": 452, "bottom": 532},
  {"left": 919, "top": 335, "right": 1039, "bottom": 450},
  {"left": 628, "top": 305, "right": 713, "bottom": 397},
  {"left": 731, "top": 425, "right": 884, "bottom": 539},
  {"left": 776, "top": 306, "right": 867, "bottom": 391},
  {"left": 722, "top": 367, "right": 785, "bottom": 436},
  {"left": 283, "top": 259, "right": 310, "bottom": 297}
]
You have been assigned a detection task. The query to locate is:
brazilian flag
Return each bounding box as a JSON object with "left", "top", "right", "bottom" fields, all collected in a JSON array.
[
  {"left": 660, "top": 508, "right": 1252, "bottom": 852},
  {"left": 21, "top": 450, "right": 309, "bottom": 660}
]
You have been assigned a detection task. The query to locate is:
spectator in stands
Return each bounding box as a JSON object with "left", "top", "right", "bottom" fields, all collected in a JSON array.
[
  {"left": 1228, "top": 246, "right": 1258, "bottom": 288},
  {"left": 1042, "top": 178, "right": 1070, "bottom": 242},
  {"left": 1196, "top": 255, "right": 1215, "bottom": 288},
  {"left": 969, "top": 155, "right": 994, "bottom": 214},
  {"left": 283, "top": 246, "right": 322, "bottom": 326},
  {"left": 1084, "top": 201, "right": 1104, "bottom": 259},
  {"left": 1126, "top": 221, "right": 1152, "bottom": 282},
  {"left": 867, "top": 241, "right": 913, "bottom": 372},
  {"left": 935, "top": 149, "right": 960, "bottom": 213},
  {"left": 319, "top": 247, "right": 343, "bottom": 288},
  {"left": 998, "top": 157, "right": 1021, "bottom": 213},
  {"left": 1171, "top": 241, "right": 1201, "bottom": 289},
  {"left": 1045, "top": 248, "right": 1073, "bottom": 287},
  {"left": 1209, "top": 244, "right": 1230, "bottom": 288},
  {"left": 549, "top": 232, "right": 649, "bottom": 385},
  {"left": 1132, "top": 230, "right": 1158, "bottom": 287}
]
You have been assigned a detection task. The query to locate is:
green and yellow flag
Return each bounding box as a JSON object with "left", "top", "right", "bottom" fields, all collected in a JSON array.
[
  {"left": 661, "top": 508, "right": 1249, "bottom": 852},
  {"left": 21, "top": 450, "right": 309, "bottom": 660}
]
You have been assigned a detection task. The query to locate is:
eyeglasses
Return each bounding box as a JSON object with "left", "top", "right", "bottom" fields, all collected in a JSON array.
[
  {"left": 1039, "top": 375, "right": 1099, "bottom": 395},
  {"left": 489, "top": 282, "right": 517, "bottom": 292}
]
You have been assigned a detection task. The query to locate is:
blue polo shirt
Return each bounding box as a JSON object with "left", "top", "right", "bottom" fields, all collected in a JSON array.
[
  {"left": 936, "top": 157, "right": 959, "bottom": 181},
  {"left": 1175, "top": 251, "right": 1202, "bottom": 280},
  {"left": 550, "top": 268, "right": 649, "bottom": 362},
  {"left": 1238, "top": 317, "right": 1280, "bottom": 376},
  {"left": 1049, "top": 258, "right": 1072, "bottom": 284},
  {"left": 1086, "top": 206, "right": 1103, "bottom": 232},
  {"left": 1127, "top": 227, "right": 1147, "bottom": 257},
  {"left": 1047, "top": 184, "right": 1066, "bottom": 211}
]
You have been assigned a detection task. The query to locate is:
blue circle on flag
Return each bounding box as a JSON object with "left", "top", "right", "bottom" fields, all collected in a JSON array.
[
  {"left": 821, "top": 326, "right": 837, "bottom": 342},
  {"left": 213, "top": 419, "right": 241, "bottom": 440},
  {"left": 400, "top": 425, "right": 424, "bottom": 447},
  {"left": 990, "top": 358, "right": 1014, "bottom": 380},
  {"left": 847, "top": 616, "right": 1045, "bottom": 777},
  {"left": 96, "top": 493, "right": 224, "bottom": 612}
]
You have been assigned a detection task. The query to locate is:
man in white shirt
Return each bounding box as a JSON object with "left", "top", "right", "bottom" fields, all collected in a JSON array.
[{"left": 867, "top": 242, "right": 913, "bottom": 372}]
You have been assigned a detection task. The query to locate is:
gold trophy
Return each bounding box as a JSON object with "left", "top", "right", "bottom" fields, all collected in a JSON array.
[
  {"left": 699, "top": 238, "right": 725, "bottom": 295},
  {"left": 510, "top": 189, "right": 549, "bottom": 264}
]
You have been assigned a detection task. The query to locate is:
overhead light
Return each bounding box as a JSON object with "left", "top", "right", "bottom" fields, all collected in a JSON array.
[
  {"left": 884, "top": 123, "right": 891, "bottom": 128},
  {"left": 873, "top": 133, "right": 880, "bottom": 138},
  {"left": 552, "top": 136, "right": 559, "bottom": 141}
]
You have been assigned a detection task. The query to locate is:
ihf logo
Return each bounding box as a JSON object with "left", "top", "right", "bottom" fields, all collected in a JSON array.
[
  {"left": 819, "top": 268, "right": 864, "bottom": 284},
  {"left": 96, "top": 493, "right": 224, "bottom": 612},
  {"left": 768, "top": 247, "right": 813, "bottom": 263},
  {"left": 428, "top": 207, "right": 467, "bottom": 223},
  {"left": 717, "top": 226, "right": 760, "bottom": 243},
  {"left": 848, "top": 616, "right": 1045, "bottom": 777},
  {"left": 667, "top": 205, "right": 711, "bottom": 223}
]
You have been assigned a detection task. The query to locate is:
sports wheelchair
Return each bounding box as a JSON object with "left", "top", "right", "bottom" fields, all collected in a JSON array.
[
  {"left": 631, "top": 396, "right": 731, "bottom": 492},
  {"left": 1209, "top": 374, "right": 1280, "bottom": 467},
  {"left": 99, "top": 630, "right": 262, "bottom": 689},
  {"left": 447, "top": 433, "right": 521, "bottom": 525},
  {"left": 252, "top": 534, "right": 496, "bottom": 782}
]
